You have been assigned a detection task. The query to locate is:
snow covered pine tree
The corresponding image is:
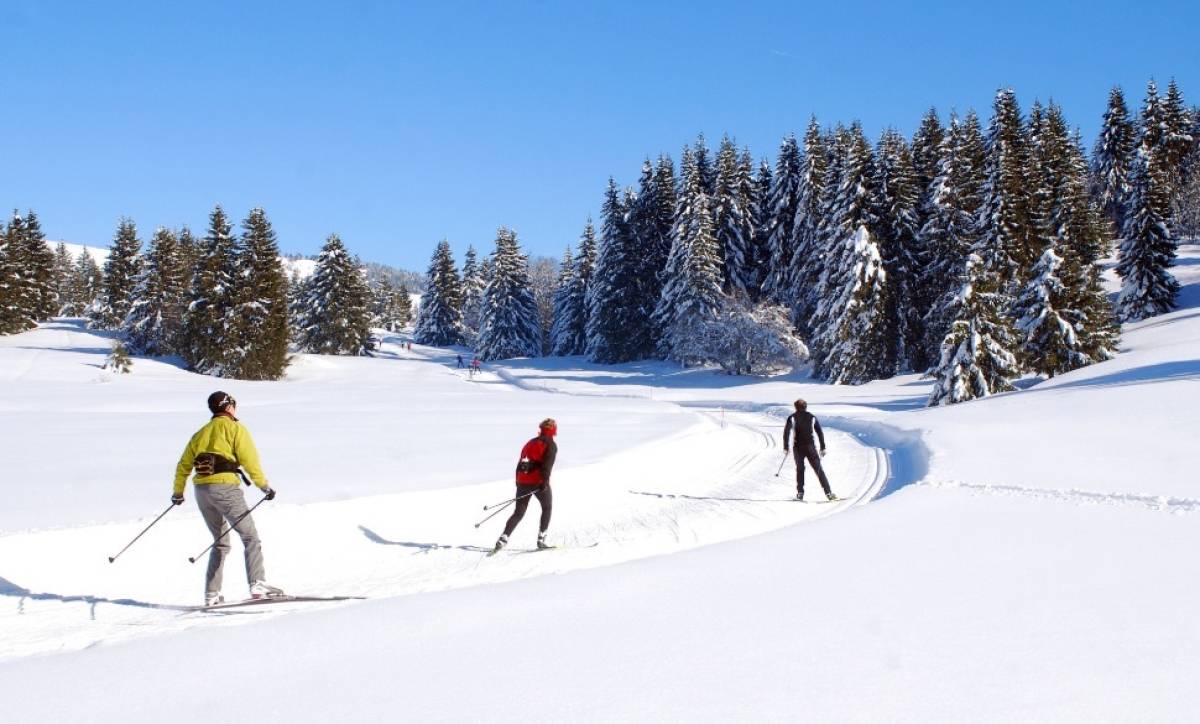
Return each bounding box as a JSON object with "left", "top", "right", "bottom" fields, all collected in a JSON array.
[{"left": 476, "top": 227, "right": 541, "bottom": 361}]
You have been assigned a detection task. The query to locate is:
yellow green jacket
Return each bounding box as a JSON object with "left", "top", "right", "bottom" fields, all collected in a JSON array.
[{"left": 173, "top": 415, "right": 269, "bottom": 494}]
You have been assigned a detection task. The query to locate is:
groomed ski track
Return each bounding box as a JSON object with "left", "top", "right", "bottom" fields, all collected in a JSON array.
[{"left": 0, "top": 333, "right": 898, "bottom": 662}]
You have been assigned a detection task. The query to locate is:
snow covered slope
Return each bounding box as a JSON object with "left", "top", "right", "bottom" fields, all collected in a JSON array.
[
  {"left": 45, "top": 239, "right": 317, "bottom": 280},
  {"left": 1, "top": 246, "right": 1198, "bottom": 723},
  {"left": 47, "top": 240, "right": 108, "bottom": 266},
  {"left": 0, "top": 329, "right": 701, "bottom": 531}
]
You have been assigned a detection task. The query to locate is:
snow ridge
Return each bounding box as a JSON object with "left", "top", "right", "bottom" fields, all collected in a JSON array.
[{"left": 924, "top": 479, "right": 1200, "bottom": 514}]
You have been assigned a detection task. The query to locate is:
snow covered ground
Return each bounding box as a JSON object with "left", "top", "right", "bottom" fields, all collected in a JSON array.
[{"left": 1, "top": 246, "right": 1197, "bottom": 722}]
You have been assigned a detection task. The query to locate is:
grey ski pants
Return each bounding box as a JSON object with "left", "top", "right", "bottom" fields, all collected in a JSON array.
[{"left": 195, "top": 483, "right": 266, "bottom": 595}]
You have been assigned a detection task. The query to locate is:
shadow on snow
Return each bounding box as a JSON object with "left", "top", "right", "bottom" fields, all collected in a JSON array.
[
  {"left": 628, "top": 490, "right": 799, "bottom": 503},
  {"left": 0, "top": 575, "right": 246, "bottom": 616},
  {"left": 357, "top": 526, "right": 491, "bottom": 554},
  {"left": 1037, "top": 359, "right": 1200, "bottom": 391}
]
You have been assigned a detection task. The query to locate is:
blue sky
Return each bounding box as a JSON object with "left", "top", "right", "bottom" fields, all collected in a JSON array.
[{"left": 3, "top": 0, "right": 1197, "bottom": 270}]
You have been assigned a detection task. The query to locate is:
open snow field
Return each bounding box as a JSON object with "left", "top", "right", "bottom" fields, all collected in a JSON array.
[{"left": 1, "top": 246, "right": 1198, "bottom": 722}]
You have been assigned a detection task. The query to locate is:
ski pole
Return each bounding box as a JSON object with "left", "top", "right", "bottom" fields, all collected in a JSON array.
[
  {"left": 473, "top": 490, "right": 537, "bottom": 529},
  {"left": 482, "top": 489, "right": 536, "bottom": 511},
  {"left": 473, "top": 501, "right": 513, "bottom": 528},
  {"left": 482, "top": 497, "right": 513, "bottom": 511},
  {"left": 774, "top": 449, "right": 790, "bottom": 477},
  {"left": 108, "top": 503, "right": 175, "bottom": 563},
  {"left": 187, "top": 493, "right": 270, "bottom": 563}
]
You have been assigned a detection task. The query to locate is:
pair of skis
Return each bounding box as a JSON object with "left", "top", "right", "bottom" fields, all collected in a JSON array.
[
  {"left": 191, "top": 594, "right": 364, "bottom": 612},
  {"left": 486, "top": 541, "right": 600, "bottom": 557}
]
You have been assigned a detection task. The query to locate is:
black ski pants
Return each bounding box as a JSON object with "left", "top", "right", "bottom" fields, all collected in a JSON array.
[
  {"left": 794, "top": 446, "right": 832, "bottom": 498},
  {"left": 502, "top": 484, "right": 552, "bottom": 537}
]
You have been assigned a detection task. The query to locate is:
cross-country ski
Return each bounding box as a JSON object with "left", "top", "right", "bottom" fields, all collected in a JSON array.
[
  {"left": 192, "top": 594, "right": 366, "bottom": 612},
  {"left": 487, "top": 542, "right": 601, "bottom": 556}
]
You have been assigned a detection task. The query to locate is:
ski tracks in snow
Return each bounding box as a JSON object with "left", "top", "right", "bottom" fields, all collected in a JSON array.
[
  {"left": 922, "top": 479, "right": 1200, "bottom": 515},
  {"left": 0, "top": 404, "right": 890, "bottom": 662}
]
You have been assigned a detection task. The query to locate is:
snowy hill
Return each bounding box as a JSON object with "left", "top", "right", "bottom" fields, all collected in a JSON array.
[
  {"left": 48, "top": 239, "right": 108, "bottom": 266},
  {"left": 281, "top": 256, "right": 316, "bottom": 280},
  {"left": 2, "top": 245, "right": 1198, "bottom": 722},
  {"left": 48, "top": 240, "right": 319, "bottom": 281}
]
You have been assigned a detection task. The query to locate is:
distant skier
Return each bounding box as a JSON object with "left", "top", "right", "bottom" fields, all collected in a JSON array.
[
  {"left": 456, "top": 354, "right": 464, "bottom": 368},
  {"left": 173, "top": 391, "right": 282, "bottom": 606},
  {"left": 783, "top": 399, "right": 836, "bottom": 502},
  {"left": 493, "top": 418, "right": 558, "bottom": 553}
]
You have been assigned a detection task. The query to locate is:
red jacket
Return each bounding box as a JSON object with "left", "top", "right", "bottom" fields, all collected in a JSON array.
[{"left": 515, "top": 434, "right": 558, "bottom": 486}]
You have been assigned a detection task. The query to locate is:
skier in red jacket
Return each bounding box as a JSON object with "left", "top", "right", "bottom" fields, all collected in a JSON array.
[{"left": 493, "top": 418, "right": 558, "bottom": 553}]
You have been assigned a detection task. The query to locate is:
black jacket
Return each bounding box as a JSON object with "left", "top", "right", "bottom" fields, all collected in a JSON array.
[
  {"left": 538, "top": 434, "right": 558, "bottom": 484},
  {"left": 783, "top": 411, "right": 825, "bottom": 450}
]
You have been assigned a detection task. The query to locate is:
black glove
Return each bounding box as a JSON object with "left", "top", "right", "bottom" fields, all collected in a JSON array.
[
  {"left": 263, "top": 487, "right": 276, "bottom": 501},
  {"left": 171, "top": 493, "right": 185, "bottom": 506}
]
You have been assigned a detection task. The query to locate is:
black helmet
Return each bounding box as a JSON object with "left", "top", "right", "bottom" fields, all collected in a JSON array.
[{"left": 207, "top": 391, "right": 236, "bottom": 415}]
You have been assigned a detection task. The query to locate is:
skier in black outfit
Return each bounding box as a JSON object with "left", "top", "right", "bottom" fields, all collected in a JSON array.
[
  {"left": 493, "top": 418, "right": 558, "bottom": 553},
  {"left": 783, "top": 399, "right": 836, "bottom": 501}
]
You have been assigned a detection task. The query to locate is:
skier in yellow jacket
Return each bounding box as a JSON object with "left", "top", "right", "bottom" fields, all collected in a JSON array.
[{"left": 173, "top": 391, "right": 281, "bottom": 606}]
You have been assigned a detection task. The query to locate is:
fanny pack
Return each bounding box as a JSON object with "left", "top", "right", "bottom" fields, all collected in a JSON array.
[
  {"left": 194, "top": 452, "right": 240, "bottom": 477},
  {"left": 515, "top": 457, "right": 541, "bottom": 474}
]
